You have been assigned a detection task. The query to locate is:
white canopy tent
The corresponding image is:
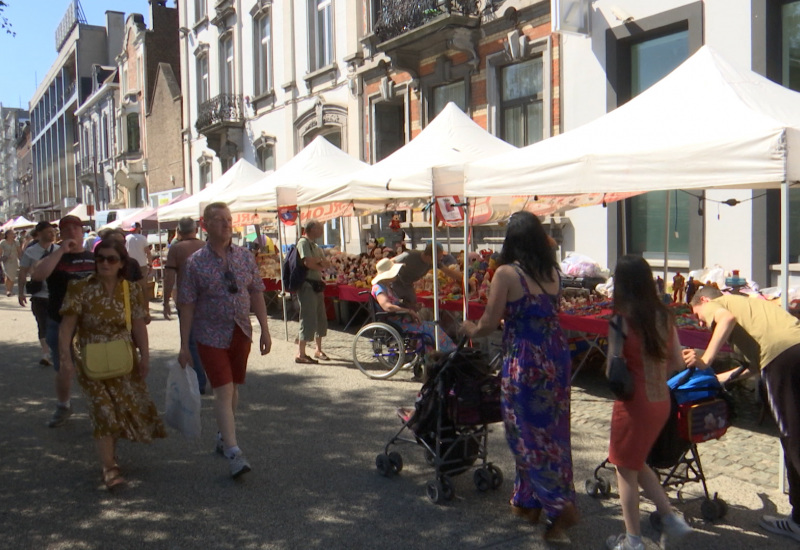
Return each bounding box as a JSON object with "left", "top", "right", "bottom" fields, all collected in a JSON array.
[
  {"left": 297, "top": 102, "right": 516, "bottom": 208},
  {"left": 463, "top": 46, "right": 800, "bottom": 303},
  {"left": 464, "top": 46, "right": 800, "bottom": 195},
  {"left": 0, "top": 216, "right": 35, "bottom": 230},
  {"left": 158, "top": 159, "right": 264, "bottom": 223},
  {"left": 224, "top": 136, "right": 369, "bottom": 213}
]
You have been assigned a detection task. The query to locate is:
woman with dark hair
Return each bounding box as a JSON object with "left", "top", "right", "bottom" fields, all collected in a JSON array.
[
  {"left": 604, "top": 255, "right": 692, "bottom": 550},
  {"left": 58, "top": 237, "right": 165, "bottom": 490},
  {"left": 462, "top": 211, "right": 578, "bottom": 541}
]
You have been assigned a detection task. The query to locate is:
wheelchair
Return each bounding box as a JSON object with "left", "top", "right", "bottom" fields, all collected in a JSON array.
[{"left": 351, "top": 294, "right": 434, "bottom": 380}]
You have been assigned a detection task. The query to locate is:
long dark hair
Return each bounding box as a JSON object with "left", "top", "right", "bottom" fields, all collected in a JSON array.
[
  {"left": 94, "top": 237, "right": 130, "bottom": 280},
  {"left": 498, "top": 211, "right": 558, "bottom": 282},
  {"left": 613, "top": 255, "right": 672, "bottom": 361}
]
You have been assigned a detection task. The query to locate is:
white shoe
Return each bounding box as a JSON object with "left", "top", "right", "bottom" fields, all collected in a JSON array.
[
  {"left": 605, "top": 534, "right": 644, "bottom": 550},
  {"left": 662, "top": 512, "right": 693, "bottom": 542},
  {"left": 760, "top": 515, "right": 800, "bottom": 543},
  {"left": 229, "top": 451, "right": 251, "bottom": 479}
]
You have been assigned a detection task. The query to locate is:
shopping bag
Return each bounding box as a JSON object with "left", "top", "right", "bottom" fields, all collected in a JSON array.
[{"left": 164, "top": 359, "right": 202, "bottom": 439}]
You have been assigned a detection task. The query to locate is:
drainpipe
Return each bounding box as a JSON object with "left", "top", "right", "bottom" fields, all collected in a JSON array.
[
  {"left": 179, "top": 3, "right": 193, "bottom": 194},
  {"left": 286, "top": 0, "right": 298, "bottom": 155},
  {"left": 236, "top": 0, "right": 244, "bottom": 160}
]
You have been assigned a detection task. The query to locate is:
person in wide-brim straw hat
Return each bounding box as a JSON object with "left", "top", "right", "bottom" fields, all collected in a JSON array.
[{"left": 370, "top": 258, "right": 455, "bottom": 356}]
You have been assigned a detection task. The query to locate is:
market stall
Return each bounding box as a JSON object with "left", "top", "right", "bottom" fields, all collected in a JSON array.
[
  {"left": 463, "top": 46, "right": 800, "bottom": 303},
  {"left": 157, "top": 159, "right": 264, "bottom": 223}
]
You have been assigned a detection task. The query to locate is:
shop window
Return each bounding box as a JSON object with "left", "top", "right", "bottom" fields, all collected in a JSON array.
[
  {"left": 253, "top": 10, "right": 273, "bottom": 96},
  {"left": 431, "top": 80, "right": 466, "bottom": 119},
  {"left": 309, "top": 0, "right": 334, "bottom": 71},
  {"left": 220, "top": 33, "right": 235, "bottom": 95},
  {"left": 499, "top": 57, "right": 544, "bottom": 147}
]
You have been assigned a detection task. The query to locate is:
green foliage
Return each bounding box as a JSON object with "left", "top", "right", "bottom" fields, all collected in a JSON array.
[{"left": 1, "top": 1, "right": 15, "bottom": 37}]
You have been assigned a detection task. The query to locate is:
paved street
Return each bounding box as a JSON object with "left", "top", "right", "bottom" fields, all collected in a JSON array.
[{"left": 0, "top": 295, "right": 795, "bottom": 549}]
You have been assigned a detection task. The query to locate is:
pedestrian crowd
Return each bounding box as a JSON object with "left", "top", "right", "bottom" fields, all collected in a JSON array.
[{"left": 6, "top": 205, "right": 799, "bottom": 547}]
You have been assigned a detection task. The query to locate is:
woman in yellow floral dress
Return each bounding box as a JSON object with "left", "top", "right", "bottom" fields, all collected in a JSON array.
[{"left": 59, "top": 237, "right": 166, "bottom": 490}]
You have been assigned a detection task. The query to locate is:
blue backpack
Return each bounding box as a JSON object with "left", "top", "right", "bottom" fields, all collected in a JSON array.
[{"left": 282, "top": 241, "right": 308, "bottom": 292}]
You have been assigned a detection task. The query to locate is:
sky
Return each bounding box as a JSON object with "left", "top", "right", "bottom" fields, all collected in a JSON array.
[{"left": 0, "top": 0, "right": 156, "bottom": 110}]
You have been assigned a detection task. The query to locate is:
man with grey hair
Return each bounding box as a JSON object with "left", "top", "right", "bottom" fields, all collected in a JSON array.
[
  {"left": 163, "top": 217, "right": 207, "bottom": 393},
  {"left": 686, "top": 285, "right": 800, "bottom": 543},
  {"left": 295, "top": 219, "right": 330, "bottom": 363}
]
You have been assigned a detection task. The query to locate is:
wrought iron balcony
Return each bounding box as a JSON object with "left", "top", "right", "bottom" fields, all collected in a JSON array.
[
  {"left": 196, "top": 93, "right": 244, "bottom": 133},
  {"left": 373, "top": 0, "right": 480, "bottom": 43}
]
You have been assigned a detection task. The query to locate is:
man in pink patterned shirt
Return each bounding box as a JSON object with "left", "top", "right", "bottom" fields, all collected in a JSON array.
[{"left": 178, "top": 202, "right": 271, "bottom": 478}]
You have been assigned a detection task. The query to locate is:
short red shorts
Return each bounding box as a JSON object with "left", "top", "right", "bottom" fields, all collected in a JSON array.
[{"left": 197, "top": 326, "right": 252, "bottom": 388}]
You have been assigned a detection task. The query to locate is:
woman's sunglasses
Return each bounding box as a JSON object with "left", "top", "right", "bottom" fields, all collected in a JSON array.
[
  {"left": 223, "top": 270, "right": 238, "bottom": 294},
  {"left": 96, "top": 255, "right": 121, "bottom": 265}
]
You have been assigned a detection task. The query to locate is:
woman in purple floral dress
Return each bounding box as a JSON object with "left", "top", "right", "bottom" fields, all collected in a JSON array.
[{"left": 463, "top": 211, "right": 577, "bottom": 541}]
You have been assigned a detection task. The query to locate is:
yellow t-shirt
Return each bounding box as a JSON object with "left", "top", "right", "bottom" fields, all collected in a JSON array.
[{"left": 700, "top": 295, "right": 800, "bottom": 369}]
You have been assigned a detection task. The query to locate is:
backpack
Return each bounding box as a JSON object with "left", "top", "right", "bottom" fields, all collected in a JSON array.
[{"left": 282, "top": 239, "right": 308, "bottom": 292}]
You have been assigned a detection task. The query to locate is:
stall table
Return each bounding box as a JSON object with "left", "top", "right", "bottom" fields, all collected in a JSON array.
[{"left": 559, "top": 310, "right": 715, "bottom": 381}]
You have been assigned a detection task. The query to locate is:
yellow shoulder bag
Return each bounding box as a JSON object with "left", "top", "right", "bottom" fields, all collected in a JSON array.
[{"left": 82, "top": 280, "right": 135, "bottom": 380}]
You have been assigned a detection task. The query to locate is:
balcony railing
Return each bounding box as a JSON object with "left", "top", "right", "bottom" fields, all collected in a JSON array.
[
  {"left": 196, "top": 93, "right": 244, "bottom": 132},
  {"left": 374, "top": 0, "right": 480, "bottom": 43}
]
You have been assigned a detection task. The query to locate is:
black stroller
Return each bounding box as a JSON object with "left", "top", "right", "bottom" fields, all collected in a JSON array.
[
  {"left": 586, "top": 367, "right": 734, "bottom": 524},
  {"left": 375, "top": 343, "right": 504, "bottom": 504}
]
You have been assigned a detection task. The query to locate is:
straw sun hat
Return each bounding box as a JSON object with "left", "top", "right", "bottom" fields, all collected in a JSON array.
[{"left": 372, "top": 258, "right": 403, "bottom": 285}]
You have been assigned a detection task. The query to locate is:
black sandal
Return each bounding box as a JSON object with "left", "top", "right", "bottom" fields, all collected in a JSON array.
[{"left": 295, "top": 355, "right": 318, "bottom": 364}]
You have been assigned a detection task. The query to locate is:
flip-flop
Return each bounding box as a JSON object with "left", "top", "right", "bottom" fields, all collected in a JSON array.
[
  {"left": 314, "top": 352, "right": 330, "bottom": 361},
  {"left": 295, "top": 355, "right": 318, "bottom": 364}
]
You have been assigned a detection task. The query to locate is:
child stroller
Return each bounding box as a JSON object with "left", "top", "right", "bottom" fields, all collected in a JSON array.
[
  {"left": 375, "top": 343, "right": 504, "bottom": 504},
  {"left": 586, "top": 367, "right": 733, "bottom": 524}
]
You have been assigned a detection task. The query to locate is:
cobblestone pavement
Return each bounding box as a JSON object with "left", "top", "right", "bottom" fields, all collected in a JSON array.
[{"left": 0, "top": 296, "right": 794, "bottom": 549}]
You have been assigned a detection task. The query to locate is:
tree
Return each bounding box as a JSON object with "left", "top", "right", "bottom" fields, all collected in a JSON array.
[{"left": 0, "top": 1, "right": 14, "bottom": 37}]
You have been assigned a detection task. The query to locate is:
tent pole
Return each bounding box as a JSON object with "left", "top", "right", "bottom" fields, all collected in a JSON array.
[
  {"left": 663, "top": 190, "right": 671, "bottom": 286},
  {"left": 463, "top": 199, "right": 469, "bottom": 321},
  {"left": 782, "top": 181, "right": 790, "bottom": 312},
  {"left": 430, "top": 196, "right": 440, "bottom": 351}
]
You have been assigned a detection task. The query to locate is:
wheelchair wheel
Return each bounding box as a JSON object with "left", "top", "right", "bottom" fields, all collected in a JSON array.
[{"left": 352, "top": 323, "right": 406, "bottom": 379}]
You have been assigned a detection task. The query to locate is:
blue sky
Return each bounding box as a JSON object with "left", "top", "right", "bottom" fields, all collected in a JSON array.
[{"left": 0, "top": 0, "right": 154, "bottom": 110}]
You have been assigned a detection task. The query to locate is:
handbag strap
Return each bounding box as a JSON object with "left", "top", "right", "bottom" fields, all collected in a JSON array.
[
  {"left": 608, "top": 314, "right": 626, "bottom": 358},
  {"left": 122, "top": 280, "right": 131, "bottom": 332}
]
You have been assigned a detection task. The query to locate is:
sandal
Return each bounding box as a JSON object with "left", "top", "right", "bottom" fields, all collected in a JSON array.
[
  {"left": 314, "top": 351, "right": 330, "bottom": 361},
  {"left": 295, "top": 355, "right": 319, "bottom": 364},
  {"left": 102, "top": 466, "right": 126, "bottom": 491}
]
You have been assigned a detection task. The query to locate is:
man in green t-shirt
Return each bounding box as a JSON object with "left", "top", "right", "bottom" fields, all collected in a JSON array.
[
  {"left": 295, "top": 219, "right": 330, "bottom": 364},
  {"left": 685, "top": 286, "right": 800, "bottom": 543}
]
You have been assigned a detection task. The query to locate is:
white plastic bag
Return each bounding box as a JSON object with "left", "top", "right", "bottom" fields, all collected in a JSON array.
[{"left": 164, "top": 359, "right": 202, "bottom": 439}]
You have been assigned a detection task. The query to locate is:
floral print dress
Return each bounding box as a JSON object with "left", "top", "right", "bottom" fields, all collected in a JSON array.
[
  {"left": 501, "top": 266, "right": 575, "bottom": 517},
  {"left": 60, "top": 276, "right": 166, "bottom": 442}
]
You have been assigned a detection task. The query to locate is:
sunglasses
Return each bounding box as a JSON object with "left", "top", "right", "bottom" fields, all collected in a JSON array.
[
  {"left": 96, "top": 255, "right": 121, "bottom": 265},
  {"left": 223, "top": 270, "right": 238, "bottom": 294}
]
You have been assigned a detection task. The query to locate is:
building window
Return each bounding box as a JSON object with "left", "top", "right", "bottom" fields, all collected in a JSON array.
[
  {"left": 257, "top": 144, "right": 274, "bottom": 172},
  {"left": 372, "top": 100, "right": 405, "bottom": 162},
  {"left": 309, "top": 0, "right": 334, "bottom": 70},
  {"left": 431, "top": 80, "right": 466, "bottom": 119},
  {"left": 195, "top": 0, "right": 206, "bottom": 23},
  {"left": 623, "top": 28, "right": 689, "bottom": 260},
  {"left": 101, "top": 114, "right": 109, "bottom": 160},
  {"left": 254, "top": 11, "right": 273, "bottom": 96},
  {"left": 126, "top": 113, "right": 140, "bottom": 153},
  {"left": 220, "top": 34, "right": 235, "bottom": 94},
  {"left": 197, "top": 54, "right": 210, "bottom": 104},
  {"left": 499, "top": 58, "right": 544, "bottom": 147},
  {"left": 198, "top": 156, "right": 213, "bottom": 190}
]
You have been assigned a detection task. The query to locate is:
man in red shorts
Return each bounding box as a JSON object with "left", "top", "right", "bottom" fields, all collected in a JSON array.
[{"left": 178, "top": 202, "right": 271, "bottom": 478}]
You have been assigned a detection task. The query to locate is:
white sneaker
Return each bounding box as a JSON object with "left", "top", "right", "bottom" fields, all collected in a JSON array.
[
  {"left": 760, "top": 515, "right": 800, "bottom": 543},
  {"left": 229, "top": 452, "right": 251, "bottom": 479},
  {"left": 662, "top": 512, "right": 693, "bottom": 542},
  {"left": 605, "top": 534, "right": 644, "bottom": 550}
]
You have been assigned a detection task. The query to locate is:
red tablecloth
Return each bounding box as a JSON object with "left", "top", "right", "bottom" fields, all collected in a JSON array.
[
  {"left": 262, "top": 278, "right": 282, "bottom": 292},
  {"left": 337, "top": 284, "right": 369, "bottom": 302},
  {"left": 558, "top": 310, "right": 713, "bottom": 348},
  {"left": 262, "top": 278, "right": 339, "bottom": 297}
]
